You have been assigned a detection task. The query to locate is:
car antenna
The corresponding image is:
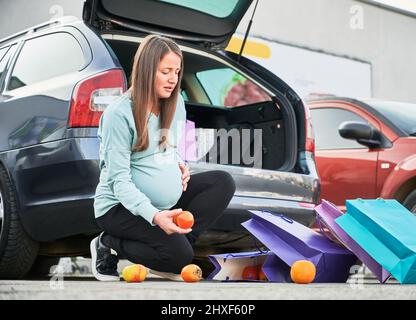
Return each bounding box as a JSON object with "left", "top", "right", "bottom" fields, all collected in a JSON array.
[{"left": 237, "top": 0, "right": 259, "bottom": 63}]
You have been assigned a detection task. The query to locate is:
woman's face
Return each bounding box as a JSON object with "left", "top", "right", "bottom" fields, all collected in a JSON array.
[{"left": 155, "top": 51, "right": 181, "bottom": 99}]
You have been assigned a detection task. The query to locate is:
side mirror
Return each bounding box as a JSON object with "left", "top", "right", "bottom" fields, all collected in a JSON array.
[{"left": 338, "top": 121, "right": 382, "bottom": 149}]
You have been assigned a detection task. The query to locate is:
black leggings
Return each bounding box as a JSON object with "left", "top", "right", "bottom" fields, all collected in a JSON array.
[{"left": 96, "top": 170, "right": 236, "bottom": 274}]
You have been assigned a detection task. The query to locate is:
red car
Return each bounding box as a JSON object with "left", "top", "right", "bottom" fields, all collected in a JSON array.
[{"left": 308, "top": 97, "right": 416, "bottom": 213}]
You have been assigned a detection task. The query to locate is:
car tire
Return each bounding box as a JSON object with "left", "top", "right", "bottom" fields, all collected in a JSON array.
[
  {"left": 0, "top": 165, "right": 39, "bottom": 279},
  {"left": 403, "top": 189, "right": 416, "bottom": 215}
]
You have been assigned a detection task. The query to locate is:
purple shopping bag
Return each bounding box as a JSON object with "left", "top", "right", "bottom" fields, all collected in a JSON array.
[
  {"left": 242, "top": 210, "right": 358, "bottom": 283},
  {"left": 315, "top": 200, "right": 391, "bottom": 283},
  {"left": 177, "top": 120, "right": 197, "bottom": 162},
  {"left": 207, "top": 251, "right": 276, "bottom": 282}
]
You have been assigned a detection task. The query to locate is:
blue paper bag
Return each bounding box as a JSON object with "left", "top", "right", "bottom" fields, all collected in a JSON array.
[{"left": 336, "top": 198, "right": 416, "bottom": 284}]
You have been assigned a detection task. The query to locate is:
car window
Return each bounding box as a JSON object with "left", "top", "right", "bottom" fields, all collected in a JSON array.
[
  {"left": 8, "top": 32, "right": 85, "bottom": 91},
  {"left": 160, "top": 0, "right": 240, "bottom": 18},
  {"left": 0, "top": 44, "right": 17, "bottom": 85},
  {"left": 311, "top": 108, "right": 371, "bottom": 150},
  {"left": 364, "top": 100, "right": 416, "bottom": 136},
  {"left": 196, "top": 68, "right": 271, "bottom": 107},
  {"left": 180, "top": 88, "right": 189, "bottom": 102}
]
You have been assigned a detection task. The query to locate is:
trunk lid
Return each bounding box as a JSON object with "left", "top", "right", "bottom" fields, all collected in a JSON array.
[{"left": 83, "top": 0, "right": 253, "bottom": 48}]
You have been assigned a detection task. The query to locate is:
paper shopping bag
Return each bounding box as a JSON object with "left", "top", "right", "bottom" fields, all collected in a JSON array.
[
  {"left": 315, "top": 200, "right": 391, "bottom": 283},
  {"left": 336, "top": 198, "right": 416, "bottom": 284},
  {"left": 242, "top": 210, "right": 358, "bottom": 283},
  {"left": 207, "top": 250, "right": 277, "bottom": 282}
]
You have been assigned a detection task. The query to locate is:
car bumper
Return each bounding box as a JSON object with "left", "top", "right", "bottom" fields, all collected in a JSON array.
[{"left": 4, "top": 137, "right": 101, "bottom": 242}]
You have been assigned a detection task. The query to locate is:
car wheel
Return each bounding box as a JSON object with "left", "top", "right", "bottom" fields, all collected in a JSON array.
[
  {"left": 0, "top": 165, "right": 39, "bottom": 279},
  {"left": 403, "top": 189, "right": 416, "bottom": 215}
]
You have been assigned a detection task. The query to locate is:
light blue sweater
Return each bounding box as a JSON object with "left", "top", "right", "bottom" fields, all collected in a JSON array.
[{"left": 93, "top": 91, "right": 186, "bottom": 225}]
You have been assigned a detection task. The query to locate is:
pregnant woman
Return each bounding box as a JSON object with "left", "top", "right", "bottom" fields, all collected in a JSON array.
[{"left": 91, "top": 34, "right": 236, "bottom": 281}]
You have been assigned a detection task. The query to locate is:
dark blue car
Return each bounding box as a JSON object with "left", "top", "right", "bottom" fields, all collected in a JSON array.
[{"left": 0, "top": 0, "right": 319, "bottom": 278}]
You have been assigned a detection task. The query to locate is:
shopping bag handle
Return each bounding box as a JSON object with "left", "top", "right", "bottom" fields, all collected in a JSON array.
[
  {"left": 260, "top": 209, "right": 294, "bottom": 224},
  {"left": 223, "top": 238, "right": 270, "bottom": 262},
  {"left": 315, "top": 211, "right": 346, "bottom": 248},
  {"left": 316, "top": 213, "right": 334, "bottom": 241},
  {"left": 224, "top": 251, "right": 269, "bottom": 261}
]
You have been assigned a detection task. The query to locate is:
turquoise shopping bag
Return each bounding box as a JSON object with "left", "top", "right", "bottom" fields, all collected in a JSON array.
[{"left": 336, "top": 198, "right": 416, "bottom": 284}]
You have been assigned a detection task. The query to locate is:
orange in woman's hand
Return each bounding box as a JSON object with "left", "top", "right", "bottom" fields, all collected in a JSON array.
[
  {"left": 181, "top": 264, "right": 202, "bottom": 282},
  {"left": 290, "top": 260, "right": 316, "bottom": 284},
  {"left": 173, "top": 211, "right": 194, "bottom": 229}
]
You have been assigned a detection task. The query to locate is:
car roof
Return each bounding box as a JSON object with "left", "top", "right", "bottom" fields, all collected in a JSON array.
[
  {"left": 0, "top": 16, "right": 79, "bottom": 47},
  {"left": 306, "top": 96, "right": 408, "bottom": 137}
]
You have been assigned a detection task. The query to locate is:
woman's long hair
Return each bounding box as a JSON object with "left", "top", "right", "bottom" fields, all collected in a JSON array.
[{"left": 129, "top": 35, "right": 183, "bottom": 152}]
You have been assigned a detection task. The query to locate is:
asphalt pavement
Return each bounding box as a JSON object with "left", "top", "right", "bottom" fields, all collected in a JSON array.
[{"left": 0, "top": 258, "right": 415, "bottom": 300}]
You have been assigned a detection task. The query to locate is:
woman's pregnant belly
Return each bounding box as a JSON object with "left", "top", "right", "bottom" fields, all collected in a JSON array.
[{"left": 131, "top": 159, "right": 183, "bottom": 210}]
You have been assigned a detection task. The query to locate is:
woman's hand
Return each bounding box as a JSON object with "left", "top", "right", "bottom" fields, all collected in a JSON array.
[
  {"left": 179, "top": 162, "right": 190, "bottom": 191},
  {"left": 152, "top": 208, "right": 192, "bottom": 235}
]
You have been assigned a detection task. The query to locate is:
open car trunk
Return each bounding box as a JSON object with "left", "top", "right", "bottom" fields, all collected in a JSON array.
[
  {"left": 186, "top": 100, "right": 286, "bottom": 170},
  {"left": 105, "top": 37, "right": 291, "bottom": 172}
]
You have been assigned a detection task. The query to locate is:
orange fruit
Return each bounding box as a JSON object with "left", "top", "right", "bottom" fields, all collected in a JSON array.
[
  {"left": 173, "top": 211, "right": 194, "bottom": 229},
  {"left": 181, "top": 264, "right": 202, "bottom": 282},
  {"left": 242, "top": 266, "right": 259, "bottom": 280},
  {"left": 257, "top": 266, "right": 268, "bottom": 281},
  {"left": 122, "top": 264, "right": 147, "bottom": 282},
  {"left": 290, "top": 260, "right": 316, "bottom": 284}
]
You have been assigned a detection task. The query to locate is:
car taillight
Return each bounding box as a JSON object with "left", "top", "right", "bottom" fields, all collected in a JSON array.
[
  {"left": 68, "top": 69, "right": 126, "bottom": 128},
  {"left": 303, "top": 103, "right": 315, "bottom": 155}
]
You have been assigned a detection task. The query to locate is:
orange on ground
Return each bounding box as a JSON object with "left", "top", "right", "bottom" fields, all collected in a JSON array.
[
  {"left": 242, "top": 266, "right": 259, "bottom": 280},
  {"left": 290, "top": 260, "right": 316, "bottom": 284},
  {"left": 173, "top": 210, "right": 194, "bottom": 229},
  {"left": 122, "top": 264, "right": 147, "bottom": 283},
  {"left": 181, "top": 264, "right": 202, "bottom": 282}
]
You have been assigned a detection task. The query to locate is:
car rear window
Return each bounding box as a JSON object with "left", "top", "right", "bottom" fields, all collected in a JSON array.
[
  {"left": 364, "top": 100, "right": 416, "bottom": 136},
  {"left": 8, "top": 32, "right": 85, "bottom": 91},
  {"left": 160, "top": 0, "right": 241, "bottom": 18}
]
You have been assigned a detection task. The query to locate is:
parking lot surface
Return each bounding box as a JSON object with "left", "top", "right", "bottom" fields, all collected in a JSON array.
[{"left": 1, "top": 259, "right": 415, "bottom": 300}]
